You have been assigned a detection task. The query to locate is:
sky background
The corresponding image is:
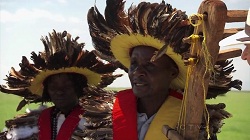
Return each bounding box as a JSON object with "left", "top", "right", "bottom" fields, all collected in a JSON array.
[{"left": 0, "top": 0, "right": 249, "bottom": 91}]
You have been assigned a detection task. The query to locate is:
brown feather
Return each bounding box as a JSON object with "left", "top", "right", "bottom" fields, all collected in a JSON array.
[
  {"left": 10, "top": 67, "right": 25, "bottom": 80},
  {"left": 138, "top": 2, "right": 151, "bottom": 35},
  {"left": 150, "top": 44, "right": 169, "bottom": 62},
  {"left": 105, "top": 0, "right": 128, "bottom": 33},
  {"left": 16, "top": 99, "right": 27, "bottom": 111}
]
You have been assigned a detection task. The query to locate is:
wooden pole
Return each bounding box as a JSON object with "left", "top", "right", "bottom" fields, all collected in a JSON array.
[
  {"left": 223, "top": 28, "right": 244, "bottom": 39},
  {"left": 217, "top": 48, "right": 242, "bottom": 61},
  {"left": 226, "top": 10, "right": 248, "bottom": 22},
  {"left": 178, "top": 0, "right": 227, "bottom": 139}
]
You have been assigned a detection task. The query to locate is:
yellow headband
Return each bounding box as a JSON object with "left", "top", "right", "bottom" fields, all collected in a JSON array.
[
  {"left": 29, "top": 67, "right": 101, "bottom": 96},
  {"left": 110, "top": 34, "right": 187, "bottom": 89}
]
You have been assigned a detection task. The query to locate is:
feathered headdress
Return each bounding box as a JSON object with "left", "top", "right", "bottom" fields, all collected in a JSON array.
[
  {"left": 0, "top": 30, "right": 120, "bottom": 107},
  {"left": 0, "top": 30, "right": 121, "bottom": 139},
  {"left": 87, "top": 1, "right": 242, "bottom": 139},
  {"left": 87, "top": 0, "right": 241, "bottom": 95},
  {"left": 88, "top": 0, "right": 193, "bottom": 90}
]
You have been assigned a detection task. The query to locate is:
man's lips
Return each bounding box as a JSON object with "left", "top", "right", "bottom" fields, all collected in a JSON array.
[
  {"left": 134, "top": 83, "right": 147, "bottom": 86},
  {"left": 134, "top": 83, "right": 146, "bottom": 86},
  {"left": 133, "top": 79, "right": 148, "bottom": 87}
]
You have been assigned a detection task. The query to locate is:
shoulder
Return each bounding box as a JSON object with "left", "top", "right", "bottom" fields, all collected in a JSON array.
[
  {"left": 115, "top": 89, "right": 134, "bottom": 100},
  {"left": 169, "top": 89, "right": 183, "bottom": 100},
  {"left": 116, "top": 89, "right": 133, "bottom": 95}
]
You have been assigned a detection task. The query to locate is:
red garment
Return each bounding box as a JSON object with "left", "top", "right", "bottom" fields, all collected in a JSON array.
[
  {"left": 113, "top": 89, "right": 138, "bottom": 140},
  {"left": 38, "top": 105, "right": 84, "bottom": 140},
  {"left": 112, "top": 89, "right": 182, "bottom": 140}
]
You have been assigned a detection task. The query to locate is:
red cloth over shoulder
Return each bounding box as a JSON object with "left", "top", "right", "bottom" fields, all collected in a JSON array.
[
  {"left": 112, "top": 89, "right": 183, "bottom": 140},
  {"left": 112, "top": 89, "right": 138, "bottom": 140}
]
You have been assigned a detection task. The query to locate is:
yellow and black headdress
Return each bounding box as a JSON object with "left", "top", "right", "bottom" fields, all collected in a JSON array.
[
  {"left": 0, "top": 30, "right": 119, "bottom": 103},
  {"left": 87, "top": 1, "right": 243, "bottom": 138},
  {"left": 88, "top": 0, "right": 242, "bottom": 95},
  {"left": 88, "top": 0, "right": 193, "bottom": 90}
]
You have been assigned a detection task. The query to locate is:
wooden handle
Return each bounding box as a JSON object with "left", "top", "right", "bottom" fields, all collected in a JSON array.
[
  {"left": 226, "top": 10, "right": 248, "bottom": 23},
  {"left": 217, "top": 48, "right": 242, "bottom": 61},
  {"left": 162, "top": 125, "right": 184, "bottom": 140},
  {"left": 223, "top": 28, "right": 244, "bottom": 39}
]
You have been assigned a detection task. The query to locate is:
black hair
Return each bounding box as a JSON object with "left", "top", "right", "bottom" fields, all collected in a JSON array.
[{"left": 42, "top": 73, "right": 88, "bottom": 102}]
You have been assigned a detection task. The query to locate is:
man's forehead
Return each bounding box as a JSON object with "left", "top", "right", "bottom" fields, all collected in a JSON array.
[{"left": 130, "top": 47, "right": 155, "bottom": 58}]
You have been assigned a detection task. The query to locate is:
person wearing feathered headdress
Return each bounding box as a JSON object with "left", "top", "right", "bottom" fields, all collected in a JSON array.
[
  {"left": 87, "top": 0, "right": 242, "bottom": 140},
  {"left": 0, "top": 30, "right": 120, "bottom": 140}
]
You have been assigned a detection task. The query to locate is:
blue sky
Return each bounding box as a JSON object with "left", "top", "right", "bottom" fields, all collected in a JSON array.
[{"left": 0, "top": 0, "right": 249, "bottom": 91}]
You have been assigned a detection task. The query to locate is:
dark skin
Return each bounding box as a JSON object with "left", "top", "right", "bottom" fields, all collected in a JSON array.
[
  {"left": 128, "top": 46, "right": 179, "bottom": 118},
  {"left": 47, "top": 74, "right": 79, "bottom": 115}
]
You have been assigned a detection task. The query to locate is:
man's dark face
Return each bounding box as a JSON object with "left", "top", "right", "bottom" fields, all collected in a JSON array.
[
  {"left": 47, "top": 74, "right": 78, "bottom": 109},
  {"left": 128, "top": 46, "right": 179, "bottom": 99}
]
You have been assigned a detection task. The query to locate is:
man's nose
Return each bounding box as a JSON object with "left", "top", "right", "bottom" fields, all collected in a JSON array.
[
  {"left": 55, "top": 90, "right": 64, "bottom": 95},
  {"left": 133, "top": 65, "right": 146, "bottom": 77}
]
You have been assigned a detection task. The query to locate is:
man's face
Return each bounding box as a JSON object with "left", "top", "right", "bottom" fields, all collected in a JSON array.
[
  {"left": 241, "top": 44, "right": 250, "bottom": 65},
  {"left": 47, "top": 74, "right": 78, "bottom": 109},
  {"left": 128, "top": 46, "right": 179, "bottom": 99}
]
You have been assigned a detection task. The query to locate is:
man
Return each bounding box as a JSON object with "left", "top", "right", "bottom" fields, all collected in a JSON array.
[
  {"left": 88, "top": 1, "right": 191, "bottom": 139},
  {"left": 0, "top": 30, "right": 119, "bottom": 140},
  {"left": 88, "top": 0, "right": 241, "bottom": 140},
  {"left": 219, "top": 8, "right": 250, "bottom": 65}
]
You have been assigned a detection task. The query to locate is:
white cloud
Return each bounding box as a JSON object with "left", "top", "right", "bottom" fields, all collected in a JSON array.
[
  {"left": 57, "top": 0, "right": 67, "bottom": 4},
  {"left": 0, "top": 8, "right": 82, "bottom": 24},
  {"left": 224, "top": 0, "right": 244, "bottom": 3},
  {"left": 43, "top": 0, "right": 67, "bottom": 5},
  {"left": 0, "top": 8, "right": 64, "bottom": 23},
  {"left": 68, "top": 17, "right": 81, "bottom": 23}
]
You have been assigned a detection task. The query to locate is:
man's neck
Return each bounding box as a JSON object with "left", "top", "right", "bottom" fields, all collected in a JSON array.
[
  {"left": 57, "top": 102, "right": 78, "bottom": 117},
  {"left": 137, "top": 92, "right": 169, "bottom": 118}
]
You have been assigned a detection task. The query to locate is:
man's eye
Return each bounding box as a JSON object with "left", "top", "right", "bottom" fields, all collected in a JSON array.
[
  {"left": 144, "top": 62, "right": 154, "bottom": 70},
  {"left": 130, "top": 60, "right": 137, "bottom": 70},
  {"left": 130, "top": 60, "right": 136, "bottom": 66}
]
